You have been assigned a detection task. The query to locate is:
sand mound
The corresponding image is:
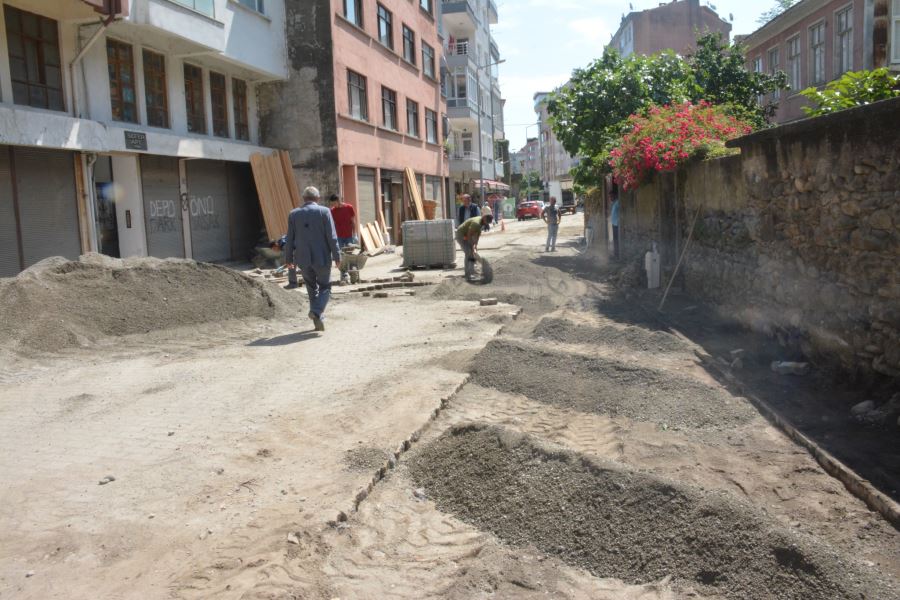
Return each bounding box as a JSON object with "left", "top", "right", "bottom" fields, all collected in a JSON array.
[
  {"left": 409, "top": 424, "right": 895, "bottom": 600},
  {"left": 533, "top": 317, "right": 692, "bottom": 354},
  {"left": 471, "top": 338, "right": 754, "bottom": 429},
  {"left": 0, "top": 254, "right": 300, "bottom": 352}
]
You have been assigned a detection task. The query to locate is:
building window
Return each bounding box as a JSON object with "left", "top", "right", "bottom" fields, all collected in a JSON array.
[
  {"left": 402, "top": 25, "right": 416, "bottom": 64},
  {"left": 237, "top": 0, "right": 264, "bottom": 14},
  {"left": 422, "top": 42, "right": 435, "bottom": 78},
  {"left": 810, "top": 22, "right": 825, "bottom": 85},
  {"left": 420, "top": 0, "right": 433, "bottom": 14},
  {"left": 381, "top": 87, "right": 397, "bottom": 130},
  {"left": 377, "top": 4, "right": 393, "bottom": 50},
  {"left": 142, "top": 49, "right": 169, "bottom": 128},
  {"left": 171, "top": 0, "right": 214, "bottom": 18},
  {"left": 767, "top": 48, "right": 780, "bottom": 100},
  {"left": 406, "top": 99, "right": 419, "bottom": 136},
  {"left": 787, "top": 35, "right": 801, "bottom": 91},
  {"left": 425, "top": 108, "right": 437, "bottom": 143},
  {"left": 233, "top": 78, "right": 250, "bottom": 141},
  {"left": 4, "top": 6, "right": 64, "bottom": 111},
  {"left": 454, "top": 72, "right": 467, "bottom": 98},
  {"left": 453, "top": 37, "right": 469, "bottom": 55},
  {"left": 184, "top": 63, "right": 206, "bottom": 134},
  {"left": 210, "top": 71, "right": 229, "bottom": 138},
  {"left": 835, "top": 7, "right": 853, "bottom": 76},
  {"left": 106, "top": 39, "right": 137, "bottom": 123},
  {"left": 348, "top": 70, "right": 368, "bottom": 121},
  {"left": 343, "top": 0, "right": 362, "bottom": 27}
]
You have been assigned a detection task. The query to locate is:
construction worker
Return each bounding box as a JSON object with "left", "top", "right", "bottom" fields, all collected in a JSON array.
[{"left": 456, "top": 213, "right": 493, "bottom": 279}]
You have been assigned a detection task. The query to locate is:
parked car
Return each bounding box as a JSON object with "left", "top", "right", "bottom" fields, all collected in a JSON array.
[{"left": 516, "top": 201, "right": 543, "bottom": 220}]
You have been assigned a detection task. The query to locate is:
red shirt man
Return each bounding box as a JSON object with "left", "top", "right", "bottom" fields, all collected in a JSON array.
[{"left": 328, "top": 194, "right": 357, "bottom": 246}]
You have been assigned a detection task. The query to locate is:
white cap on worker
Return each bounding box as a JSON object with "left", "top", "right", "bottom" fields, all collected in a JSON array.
[{"left": 302, "top": 186, "right": 320, "bottom": 199}]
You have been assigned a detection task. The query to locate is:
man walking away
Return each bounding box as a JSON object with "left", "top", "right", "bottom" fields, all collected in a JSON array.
[
  {"left": 284, "top": 186, "right": 341, "bottom": 332},
  {"left": 457, "top": 193, "right": 480, "bottom": 225},
  {"left": 328, "top": 193, "right": 357, "bottom": 283},
  {"left": 543, "top": 196, "right": 561, "bottom": 252},
  {"left": 610, "top": 188, "right": 620, "bottom": 260},
  {"left": 456, "top": 213, "right": 493, "bottom": 280}
]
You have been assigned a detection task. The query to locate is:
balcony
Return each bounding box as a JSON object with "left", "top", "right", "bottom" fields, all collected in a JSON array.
[
  {"left": 487, "top": 0, "right": 498, "bottom": 24},
  {"left": 447, "top": 97, "right": 479, "bottom": 123},
  {"left": 450, "top": 150, "right": 480, "bottom": 175},
  {"left": 442, "top": 0, "right": 478, "bottom": 32}
]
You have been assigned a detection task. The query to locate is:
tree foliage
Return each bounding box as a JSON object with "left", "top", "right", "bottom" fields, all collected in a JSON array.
[
  {"left": 547, "top": 33, "right": 788, "bottom": 187},
  {"left": 800, "top": 69, "right": 900, "bottom": 116},
  {"left": 757, "top": 0, "right": 799, "bottom": 25}
]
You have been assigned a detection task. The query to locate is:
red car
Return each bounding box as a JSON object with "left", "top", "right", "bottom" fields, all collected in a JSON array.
[{"left": 516, "top": 201, "right": 543, "bottom": 220}]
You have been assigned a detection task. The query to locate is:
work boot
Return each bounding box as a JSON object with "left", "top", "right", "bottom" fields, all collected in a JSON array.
[
  {"left": 312, "top": 315, "right": 325, "bottom": 332},
  {"left": 284, "top": 282, "right": 299, "bottom": 290}
]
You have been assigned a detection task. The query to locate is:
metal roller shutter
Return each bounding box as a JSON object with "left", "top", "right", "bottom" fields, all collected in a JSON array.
[
  {"left": 0, "top": 148, "right": 20, "bottom": 277},
  {"left": 141, "top": 155, "right": 184, "bottom": 258},
  {"left": 186, "top": 160, "right": 230, "bottom": 263},
  {"left": 14, "top": 148, "right": 80, "bottom": 268},
  {"left": 357, "top": 168, "right": 377, "bottom": 227}
]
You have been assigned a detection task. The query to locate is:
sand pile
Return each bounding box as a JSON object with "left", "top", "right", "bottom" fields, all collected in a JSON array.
[
  {"left": 0, "top": 254, "right": 300, "bottom": 352},
  {"left": 471, "top": 338, "right": 755, "bottom": 429},
  {"left": 409, "top": 424, "right": 896, "bottom": 600}
]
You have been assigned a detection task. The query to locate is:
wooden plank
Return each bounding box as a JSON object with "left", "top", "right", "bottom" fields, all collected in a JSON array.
[
  {"left": 72, "top": 153, "right": 90, "bottom": 254},
  {"left": 250, "top": 152, "right": 295, "bottom": 241},
  {"left": 404, "top": 167, "right": 426, "bottom": 220},
  {"left": 366, "top": 222, "right": 382, "bottom": 248},
  {"left": 374, "top": 221, "right": 387, "bottom": 246},
  {"left": 278, "top": 150, "right": 302, "bottom": 208},
  {"left": 359, "top": 224, "right": 378, "bottom": 253}
]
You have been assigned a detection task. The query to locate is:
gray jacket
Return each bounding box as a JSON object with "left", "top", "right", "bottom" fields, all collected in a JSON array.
[{"left": 283, "top": 202, "right": 341, "bottom": 268}]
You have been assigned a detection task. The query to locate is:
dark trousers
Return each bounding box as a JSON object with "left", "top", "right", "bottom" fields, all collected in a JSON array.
[{"left": 612, "top": 225, "right": 620, "bottom": 259}]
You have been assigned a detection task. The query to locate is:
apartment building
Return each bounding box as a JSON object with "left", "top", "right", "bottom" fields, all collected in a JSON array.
[
  {"left": 0, "top": 0, "right": 288, "bottom": 276},
  {"left": 441, "top": 0, "right": 505, "bottom": 201},
  {"left": 742, "top": 0, "right": 898, "bottom": 123},
  {"left": 260, "top": 0, "right": 448, "bottom": 244},
  {"left": 608, "top": 0, "right": 731, "bottom": 58},
  {"left": 515, "top": 137, "right": 540, "bottom": 176},
  {"left": 533, "top": 91, "right": 580, "bottom": 197}
]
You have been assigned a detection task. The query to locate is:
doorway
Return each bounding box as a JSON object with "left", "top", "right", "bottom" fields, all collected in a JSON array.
[{"left": 93, "top": 156, "right": 120, "bottom": 258}]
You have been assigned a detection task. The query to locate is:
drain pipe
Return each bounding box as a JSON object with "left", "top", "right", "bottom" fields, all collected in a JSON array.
[{"left": 70, "top": 15, "right": 115, "bottom": 119}]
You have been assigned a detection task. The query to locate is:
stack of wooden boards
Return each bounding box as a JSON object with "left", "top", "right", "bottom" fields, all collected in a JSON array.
[
  {"left": 359, "top": 221, "right": 389, "bottom": 255},
  {"left": 249, "top": 150, "right": 301, "bottom": 240}
]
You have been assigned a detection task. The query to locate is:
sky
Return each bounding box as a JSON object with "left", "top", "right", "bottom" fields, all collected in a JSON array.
[{"left": 492, "top": 0, "right": 776, "bottom": 152}]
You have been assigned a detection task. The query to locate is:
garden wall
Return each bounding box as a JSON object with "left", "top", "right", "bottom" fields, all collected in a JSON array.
[{"left": 617, "top": 97, "right": 900, "bottom": 382}]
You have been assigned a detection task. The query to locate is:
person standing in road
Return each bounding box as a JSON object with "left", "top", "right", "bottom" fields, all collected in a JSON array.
[
  {"left": 328, "top": 193, "right": 357, "bottom": 283},
  {"left": 455, "top": 213, "right": 493, "bottom": 279},
  {"left": 543, "top": 196, "right": 561, "bottom": 252},
  {"left": 284, "top": 186, "right": 341, "bottom": 332},
  {"left": 610, "top": 188, "right": 620, "bottom": 260},
  {"left": 457, "top": 193, "right": 480, "bottom": 225}
]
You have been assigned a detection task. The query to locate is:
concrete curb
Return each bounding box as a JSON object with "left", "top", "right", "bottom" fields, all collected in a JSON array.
[{"left": 692, "top": 346, "right": 900, "bottom": 531}]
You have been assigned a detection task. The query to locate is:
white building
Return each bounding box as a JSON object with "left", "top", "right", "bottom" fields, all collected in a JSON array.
[
  {"left": 0, "top": 0, "right": 288, "bottom": 276},
  {"left": 440, "top": 0, "right": 505, "bottom": 201},
  {"left": 534, "top": 91, "right": 579, "bottom": 194}
]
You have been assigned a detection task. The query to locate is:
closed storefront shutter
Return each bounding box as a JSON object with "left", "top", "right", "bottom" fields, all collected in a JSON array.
[
  {"left": 141, "top": 155, "right": 184, "bottom": 258},
  {"left": 227, "top": 162, "right": 262, "bottom": 261},
  {"left": 0, "top": 149, "right": 19, "bottom": 277},
  {"left": 186, "top": 160, "right": 230, "bottom": 263},
  {"left": 357, "top": 168, "right": 377, "bottom": 227},
  {"left": 14, "top": 148, "right": 80, "bottom": 268}
]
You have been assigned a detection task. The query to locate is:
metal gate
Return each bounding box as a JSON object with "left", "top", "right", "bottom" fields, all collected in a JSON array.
[
  {"left": 14, "top": 148, "right": 80, "bottom": 268},
  {"left": 186, "top": 160, "right": 230, "bottom": 263},
  {"left": 226, "top": 162, "right": 261, "bottom": 261},
  {"left": 357, "top": 168, "right": 377, "bottom": 227},
  {"left": 141, "top": 155, "right": 184, "bottom": 258},
  {"left": 0, "top": 149, "right": 19, "bottom": 277}
]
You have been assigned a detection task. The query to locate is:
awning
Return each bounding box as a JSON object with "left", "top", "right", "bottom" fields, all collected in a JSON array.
[{"left": 471, "top": 179, "right": 510, "bottom": 192}]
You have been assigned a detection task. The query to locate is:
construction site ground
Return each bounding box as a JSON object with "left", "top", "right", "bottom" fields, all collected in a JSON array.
[{"left": 0, "top": 217, "right": 898, "bottom": 599}]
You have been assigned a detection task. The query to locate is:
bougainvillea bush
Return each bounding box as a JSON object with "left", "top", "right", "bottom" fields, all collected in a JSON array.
[{"left": 608, "top": 102, "right": 752, "bottom": 190}]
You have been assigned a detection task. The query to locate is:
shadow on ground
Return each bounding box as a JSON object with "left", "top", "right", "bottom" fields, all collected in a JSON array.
[{"left": 248, "top": 331, "right": 320, "bottom": 347}]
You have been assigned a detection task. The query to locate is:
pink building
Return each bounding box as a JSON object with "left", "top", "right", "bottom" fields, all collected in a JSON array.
[
  {"left": 608, "top": 0, "right": 731, "bottom": 58},
  {"left": 259, "top": 0, "right": 448, "bottom": 243},
  {"left": 742, "top": 0, "right": 897, "bottom": 123}
]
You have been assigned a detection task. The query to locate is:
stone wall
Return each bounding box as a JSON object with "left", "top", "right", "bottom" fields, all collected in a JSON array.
[{"left": 623, "top": 98, "right": 900, "bottom": 383}]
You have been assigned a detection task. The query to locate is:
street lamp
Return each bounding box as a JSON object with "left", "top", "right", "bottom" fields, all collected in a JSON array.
[{"left": 474, "top": 59, "right": 505, "bottom": 208}]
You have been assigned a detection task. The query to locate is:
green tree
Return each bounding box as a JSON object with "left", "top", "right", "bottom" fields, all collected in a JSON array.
[
  {"left": 800, "top": 69, "right": 900, "bottom": 116},
  {"left": 523, "top": 170, "right": 542, "bottom": 193},
  {"left": 757, "top": 0, "right": 800, "bottom": 25}
]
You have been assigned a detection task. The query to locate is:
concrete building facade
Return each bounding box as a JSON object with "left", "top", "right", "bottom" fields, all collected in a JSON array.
[
  {"left": 609, "top": 0, "right": 732, "bottom": 58},
  {"left": 260, "top": 0, "right": 448, "bottom": 242},
  {"left": 742, "top": 0, "right": 899, "bottom": 123},
  {"left": 533, "top": 91, "right": 580, "bottom": 199},
  {"left": 0, "top": 0, "right": 289, "bottom": 276},
  {"left": 441, "top": 0, "right": 505, "bottom": 201}
]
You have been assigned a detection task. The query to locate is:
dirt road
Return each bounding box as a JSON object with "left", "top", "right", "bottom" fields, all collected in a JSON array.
[{"left": 1, "top": 216, "right": 898, "bottom": 599}]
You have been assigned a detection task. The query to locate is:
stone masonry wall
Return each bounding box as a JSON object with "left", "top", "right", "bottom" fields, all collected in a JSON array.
[{"left": 675, "top": 98, "right": 900, "bottom": 382}]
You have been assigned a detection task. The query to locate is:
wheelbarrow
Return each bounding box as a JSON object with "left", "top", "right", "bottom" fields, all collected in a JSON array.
[{"left": 341, "top": 247, "right": 369, "bottom": 284}]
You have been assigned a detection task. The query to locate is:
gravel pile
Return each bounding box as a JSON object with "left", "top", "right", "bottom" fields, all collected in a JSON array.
[
  {"left": 408, "top": 424, "right": 897, "bottom": 600},
  {"left": 343, "top": 446, "right": 390, "bottom": 472},
  {"left": 0, "top": 254, "right": 299, "bottom": 352},
  {"left": 532, "top": 317, "right": 692, "bottom": 354},
  {"left": 471, "top": 339, "right": 755, "bottom": 429}
]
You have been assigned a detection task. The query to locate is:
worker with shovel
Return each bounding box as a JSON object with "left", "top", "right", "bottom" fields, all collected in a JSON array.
[{"left": 456, "top": 213, "right": 493, "bottom": 281}]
